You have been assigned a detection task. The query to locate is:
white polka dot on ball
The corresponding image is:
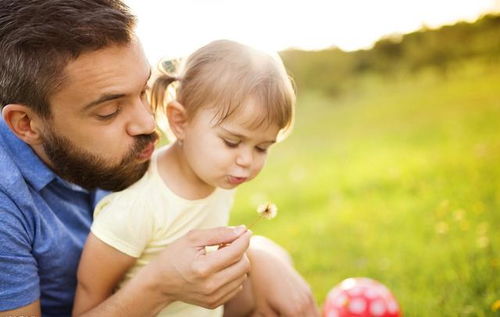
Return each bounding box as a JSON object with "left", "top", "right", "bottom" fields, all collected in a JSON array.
[
  {"left": 334, "top": 294, "right": 348, "bottom": 307},
  {"left": 365, "top": 287, "right": 379, "bottom": 299},
  {"left": 387, "top": 300, "right": 399, "bottom": 313},
  {"left": 322, "top": 277, "right": 402, "bottom": 317},
  {"left": 348, "top": 286, "right": 363, "bottom": 296},
  {"left": 349, "top": 298, "right": 366, "bottom": 314},
  {"left": 370, "top": 299, "right": 386, "bottom": 316}
]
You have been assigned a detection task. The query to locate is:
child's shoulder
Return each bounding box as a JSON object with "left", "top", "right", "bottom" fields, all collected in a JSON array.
[{"left": 95, "top": 157, "right": 162, "bottom": 212}]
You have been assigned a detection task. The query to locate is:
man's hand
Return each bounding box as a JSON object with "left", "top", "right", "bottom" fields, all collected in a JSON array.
[
  {"left": 142, "top": 226, "right": 252, "bottom": 310},
  {"left": 247, "top": 236, "right": 319, "bottom": 317}
]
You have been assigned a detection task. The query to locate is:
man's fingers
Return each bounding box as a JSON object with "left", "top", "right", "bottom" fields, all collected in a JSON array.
[
  {"left": 204, "top": 230, "right": 252, "bottom": 271},
  {"left": 191, "top": 253, "right": 249, "bottom": 308},
  {"left": 199, "top": 280, "right": 246, "bottom": 310},
  {"left": 212, "top": 283, "right": 246, "bottom": 310},
  {"left": 211, "top": 253, "right": 250, "bottom": 289},
  {"left": 211, "top": 274, "right": 248, "bottom": 302},
  {"left": 195, "top": 273, "right": 248, "bottom": 309},
  {"left": 188, "top": 226, "right": 247, "bottom": 247}
]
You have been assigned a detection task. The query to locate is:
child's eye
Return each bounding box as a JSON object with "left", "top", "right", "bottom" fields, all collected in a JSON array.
[
  {"left": 223, "top": 139, "right": 240, "bottom": 148},
  {"left": 255, "top": 146, "right": 268, "bottom": 153}
]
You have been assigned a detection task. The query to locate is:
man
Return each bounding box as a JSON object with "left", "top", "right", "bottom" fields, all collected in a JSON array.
[{"left": 0, "top": 0, "right": 318, "bottom": 316}]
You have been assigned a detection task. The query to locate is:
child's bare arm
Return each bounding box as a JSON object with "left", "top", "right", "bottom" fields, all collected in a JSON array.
[{"left": 72, "top": 233, "right": 136, "bottom": 316}]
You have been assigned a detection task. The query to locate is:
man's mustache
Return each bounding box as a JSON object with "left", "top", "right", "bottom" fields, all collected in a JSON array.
[{"left": 132, "top": 131, "right": 160, "bottom": 155}]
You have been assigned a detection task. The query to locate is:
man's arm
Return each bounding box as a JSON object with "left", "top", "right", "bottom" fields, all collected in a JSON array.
[
  {"left": 0, "top": 200, "right": 40, "bottom": 314},
  {"left": 75, "top": 226, "right": 251, "bottom": 317},
  {"left": 0, "top": 300, "right": 41, "bottom": 317}
]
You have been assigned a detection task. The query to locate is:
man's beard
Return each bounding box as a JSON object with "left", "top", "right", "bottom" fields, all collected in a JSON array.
[{"left": 40, "top": 128, "right": 159, "bottom": 191}]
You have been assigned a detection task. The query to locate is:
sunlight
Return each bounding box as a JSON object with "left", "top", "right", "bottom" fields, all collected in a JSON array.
[{"left": 125, "top": 0, "right": 497, "bottom": 64}]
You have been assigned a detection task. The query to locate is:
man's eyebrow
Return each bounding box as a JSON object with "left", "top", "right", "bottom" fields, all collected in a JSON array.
[
  {"left": 82, "top": 68, "right": 152, "bottom": 112},
  {"left": 82, "top": 93, "right": 125, "bottom": 112}
]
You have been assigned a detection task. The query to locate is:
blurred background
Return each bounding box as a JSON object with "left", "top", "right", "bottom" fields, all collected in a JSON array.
[{"left": 125, "top": 1, "right": 500, "bottom": 315}]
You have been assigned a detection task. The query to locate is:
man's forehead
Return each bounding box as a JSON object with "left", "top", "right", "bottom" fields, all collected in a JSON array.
[
  {"left": 63, "top": 41, "right": 145, "bottom": 86},
  {"left": 50, "top": 40, "right": 150, "bottom": 113}
]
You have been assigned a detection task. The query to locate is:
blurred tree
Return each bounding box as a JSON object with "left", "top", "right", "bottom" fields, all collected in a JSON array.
[{"left": 280, "top": 14, "right": 500, "bottom": 97}]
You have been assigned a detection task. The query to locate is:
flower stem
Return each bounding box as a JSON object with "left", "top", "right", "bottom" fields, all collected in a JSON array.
[{"left": 247, "top": 216, "right": 263, "bottom": 230}]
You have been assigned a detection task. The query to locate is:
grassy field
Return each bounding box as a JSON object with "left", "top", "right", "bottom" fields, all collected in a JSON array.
[{"left": 228, "top": 60, "right": 500, "bottom": 316}]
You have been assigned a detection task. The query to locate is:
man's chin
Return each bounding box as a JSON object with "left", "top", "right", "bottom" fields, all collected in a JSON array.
[
  {"left": 46, "top": 151, "right": 151, "bottom": 191},
  {"left": 40, "top": 126, "right": 157, "bottom": 191},
  {"left": 101, "top": 160, "right": 150, "bottom": 191},
  {"left": 81, "top": 159, "right": 150, "bottom": 191}
]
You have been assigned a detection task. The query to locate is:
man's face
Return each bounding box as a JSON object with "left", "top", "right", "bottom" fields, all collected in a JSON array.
[{"left": 39, "top": 39, "right": 158, "bottom": 191}]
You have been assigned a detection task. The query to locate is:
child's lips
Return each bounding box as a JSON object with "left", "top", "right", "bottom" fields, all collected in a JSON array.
[{"left": 227, "top": 176, "right": 248, "bottom": 185}]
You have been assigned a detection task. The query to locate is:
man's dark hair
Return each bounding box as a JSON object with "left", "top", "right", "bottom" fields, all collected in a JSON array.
[{"left": 0, "top": 0, "right": 136, "bottom": 117}]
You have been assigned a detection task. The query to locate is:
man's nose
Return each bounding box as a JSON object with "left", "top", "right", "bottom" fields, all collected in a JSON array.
[{"left": 126, "top": 98, "right": 156, "bottom": 136}]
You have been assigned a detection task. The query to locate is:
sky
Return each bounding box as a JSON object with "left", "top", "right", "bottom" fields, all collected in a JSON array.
[{"left": 124, "top": 0, "right": 500, "bottom": 65}]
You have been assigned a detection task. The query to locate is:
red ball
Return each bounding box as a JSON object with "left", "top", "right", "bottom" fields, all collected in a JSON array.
[{"left": 322, "top": 277, "right": 402, "bottom": 317}]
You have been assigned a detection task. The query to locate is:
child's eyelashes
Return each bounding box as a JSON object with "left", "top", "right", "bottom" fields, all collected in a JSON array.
[
  {"left": 222, "top": 138, "right": 269, "bottom": 153},
  {"left": 222, "top": 138, "right": 240, "bottom": 148},
  {"left": 255, "top": 146, "right": 268, "bottom": 153}
]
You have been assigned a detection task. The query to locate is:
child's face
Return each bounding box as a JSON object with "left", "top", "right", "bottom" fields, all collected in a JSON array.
[{"left": 181, "top": 99, "right": 280, "bottom": 190}]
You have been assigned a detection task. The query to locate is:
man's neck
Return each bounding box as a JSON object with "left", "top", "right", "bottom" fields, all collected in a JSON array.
[{"left": 30, "top": 143, "right": 57, "bottom": 171}]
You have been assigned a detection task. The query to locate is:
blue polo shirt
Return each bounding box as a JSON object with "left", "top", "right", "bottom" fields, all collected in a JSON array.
[{"left": 0, "top": 118, "right": 108, "bottom": 315}]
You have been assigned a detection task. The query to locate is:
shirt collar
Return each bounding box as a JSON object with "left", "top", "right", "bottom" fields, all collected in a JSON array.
[
  {"left": 54, "top": 175, "right": 90, "bottom": 194},
  {"left": 0, "top": 117, "right": 57, "bottom": 191}
]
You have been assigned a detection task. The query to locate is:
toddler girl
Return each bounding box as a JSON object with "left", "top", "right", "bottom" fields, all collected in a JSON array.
[{"left": 73, "top": 39, "right": 295, "bottom": 316}]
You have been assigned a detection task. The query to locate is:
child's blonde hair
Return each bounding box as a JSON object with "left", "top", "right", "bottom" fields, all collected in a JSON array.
[{"left": 151, "top": 40, "right": 295, "bottom": 140}]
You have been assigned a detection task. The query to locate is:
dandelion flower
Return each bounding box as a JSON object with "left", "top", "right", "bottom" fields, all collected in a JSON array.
[
  {"left": 257, "top": 202, "right": 278, "bottom": 219},
  {"left": 248, "top": 202, "right": 278, "bottom": 229}
]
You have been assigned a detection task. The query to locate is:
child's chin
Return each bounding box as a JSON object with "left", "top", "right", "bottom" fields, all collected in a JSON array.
[{"left": 219, "top": 182, "right": 240, "bottom": 190}]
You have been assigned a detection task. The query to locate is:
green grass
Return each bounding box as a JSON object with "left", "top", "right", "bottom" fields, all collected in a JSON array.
[{"left": 229, "top": 60, "right": 500, "bottom": 316}]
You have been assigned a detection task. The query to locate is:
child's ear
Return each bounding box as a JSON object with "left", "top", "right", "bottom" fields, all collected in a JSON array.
[
  {"left": 2, "top": 104, "right": 45, "bottom": 145},
  {"left": 166, "top": 100, "right": 188, "bottom": 140}
]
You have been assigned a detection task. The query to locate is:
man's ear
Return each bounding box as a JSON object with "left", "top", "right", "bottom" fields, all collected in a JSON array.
[
  {"left": 2, "top": 104, "right": 45, "bottom": 145},
  {"left": 166, "top": 100, "right": 188, "bottom": 141}
]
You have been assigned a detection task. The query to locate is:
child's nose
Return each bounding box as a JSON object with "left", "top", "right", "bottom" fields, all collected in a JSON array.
[{"left": 235, "top": 148, "right": 253, "bottom": 167}]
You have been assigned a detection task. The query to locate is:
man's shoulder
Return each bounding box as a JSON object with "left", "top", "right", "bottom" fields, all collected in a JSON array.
[
  {"left": 0, "top": 144, "right": 27, "bottom": 198},
  {"left": 0, "top": 142, "right": 42, "bottom": 237},
  {"left": 0, "top": 154, "right": 41, "bottom": 314},
  {"left": 0, "top": 147, "right": 33, "bottom": 232}
]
